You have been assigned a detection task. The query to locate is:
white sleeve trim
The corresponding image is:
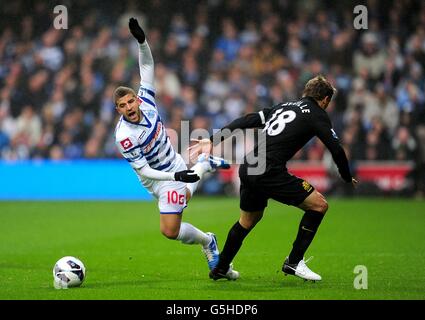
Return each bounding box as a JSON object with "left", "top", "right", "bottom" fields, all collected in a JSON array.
[{"left": 258, "top": 111, "right": 266, "bottom": 124}]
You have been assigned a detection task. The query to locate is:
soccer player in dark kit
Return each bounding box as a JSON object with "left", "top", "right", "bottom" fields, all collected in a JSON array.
[{"left": 190, "top": 75, "right": 358, "bottom": 281}]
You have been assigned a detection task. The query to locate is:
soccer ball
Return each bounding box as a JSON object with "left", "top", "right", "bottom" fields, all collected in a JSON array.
[{"left": 53, "top": 256, "right": 86, "bottom": 289}]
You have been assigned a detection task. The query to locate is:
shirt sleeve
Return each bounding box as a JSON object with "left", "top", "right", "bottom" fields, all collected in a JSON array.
[
  {"left": 116, "top": 136, "right": 148, "bottom": 169},
  {"left": 137, "top": 41, "right": 157, "bottom": 109},
  {"left": 137, "top": 84, "right": 156, "bottom": 109},
  {"left": 312, "top": 112, "right": 353, "bottom": 182},
  {"left": 138, "top": 165, "right": 175, "bottom": 181},
  {"left": 210, "top": 108, "right": 273, "bottom": 146},
  {"left": 138, "top": 41, "right": 154, "bottom": 88}
]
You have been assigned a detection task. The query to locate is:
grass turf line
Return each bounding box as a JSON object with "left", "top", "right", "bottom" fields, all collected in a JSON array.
[{"left": 0, "top": 198, "right": 424, "bottom": 299}]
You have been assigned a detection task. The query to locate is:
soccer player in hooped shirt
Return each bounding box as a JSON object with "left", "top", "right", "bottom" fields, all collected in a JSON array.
[
  {"left": 114, "top": 18, "right": 233, "bottom": 274},
  {"left": 190, "top": 76, "right": 358, "bottom": 281}
]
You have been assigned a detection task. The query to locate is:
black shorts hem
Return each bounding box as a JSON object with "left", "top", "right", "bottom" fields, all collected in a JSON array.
[
  {"left": 239, "top": 203, "right": 268, "bottom": 212},
  {"left": 291, "top": 187, "right": 315, "bottom": 207}
]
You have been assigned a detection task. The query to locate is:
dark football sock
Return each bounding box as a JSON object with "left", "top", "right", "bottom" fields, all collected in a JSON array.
[
  {"left": 288, "top": 210, "right": 324, "bottom": 264},
  {"left": 216, "top": 221, "right": 250, "bottom": 271}
]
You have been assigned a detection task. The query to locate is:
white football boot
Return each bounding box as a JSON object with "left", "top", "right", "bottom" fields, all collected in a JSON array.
[
  {"left": 282, "top": 257, "right": 322, "bottom": 281},
  {"left": 197, "top": 153, "right": 230, "bottom": 172},
  {"left": 209, "top": 263, "right": 240, "bottom": 281}
]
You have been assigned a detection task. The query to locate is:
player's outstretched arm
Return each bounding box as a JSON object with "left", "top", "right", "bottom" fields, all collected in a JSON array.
[
  {"left": 138, "top": 165, "right": 200, "bottom": 183},
  {"left": 188, "top": 111, "right": 266, "bottom": 160},
  {"left": 129, "top": 17, "right": 145, "bottom": 43},
  {"left": 129, "top": 18, "right": 154, "bottom": 87}
]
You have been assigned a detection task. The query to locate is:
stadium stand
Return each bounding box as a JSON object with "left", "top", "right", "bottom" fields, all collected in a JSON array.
[{"left": 1, "top": 0, "right": 424, "bottom": 197}]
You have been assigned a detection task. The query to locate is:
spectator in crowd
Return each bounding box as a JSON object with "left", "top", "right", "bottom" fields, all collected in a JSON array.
[
  {"left": 353, "top": 32, "right": 387, "bottom": 84},
  {"left": 392, "top": 126, "right": 418, "bottom": 161},
  {"left": 1, "top": 0, "right": 425, "bottom": 197},
  {"left": 214, "top": 18, "right": 241, "bottom": 63}
]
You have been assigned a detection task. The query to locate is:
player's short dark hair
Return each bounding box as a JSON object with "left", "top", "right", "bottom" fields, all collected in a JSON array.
[
  {"left": 302, "top": 75, "right": 337, "bottom": 101},
  {"left": 113, "top": 86, "right": 137, "bottom": 106}
]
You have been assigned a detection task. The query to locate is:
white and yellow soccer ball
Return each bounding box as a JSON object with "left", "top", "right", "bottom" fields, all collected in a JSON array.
[{"left": 53, "top": 256, "right": 86, "bottom": 289}]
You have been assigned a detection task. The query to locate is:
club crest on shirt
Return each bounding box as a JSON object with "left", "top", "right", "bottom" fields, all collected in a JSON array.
[
  {"left": 302, "top": 180, "right": 313, "bottom": 192},
  {"left": 120, "top": 138, "right": 133, "bottom": 150}
]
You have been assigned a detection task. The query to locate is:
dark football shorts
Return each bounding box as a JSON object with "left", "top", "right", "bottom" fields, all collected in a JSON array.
[{"left": 239, "top": 165, "right": 315, "bottom": 212}]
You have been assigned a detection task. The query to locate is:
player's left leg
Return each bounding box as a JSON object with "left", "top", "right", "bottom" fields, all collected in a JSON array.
[
  {"left": 288, "top": 190, "right": 328, "bottom": 263},
  {"left": 160, "top": 213, "right": 208, "bottom": 243},
  {"left": 282, "top": 189, "right": 328, "bottom": 281},
  {"left": 264, "top": 173, "right": 325, "bottom": 281},
  {"left": 158, "top": 179, "right": 219, "bottom": 270},
  {"left": 159, "top": 213, "right": 219, "bottom": 270}
]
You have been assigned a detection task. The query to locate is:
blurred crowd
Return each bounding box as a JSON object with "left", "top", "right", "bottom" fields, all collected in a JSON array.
[{"left": 1, "top": 0, "right": 425, "bottom": 195}]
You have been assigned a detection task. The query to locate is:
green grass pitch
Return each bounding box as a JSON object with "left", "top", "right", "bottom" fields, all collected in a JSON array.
[{"left": 1, "top": 197, "right": 424, "bottom": 300}]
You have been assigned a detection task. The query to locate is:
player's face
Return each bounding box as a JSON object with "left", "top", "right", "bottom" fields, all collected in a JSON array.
[{"left": 116, "top": 94, "right": 141, "bottom": 123}]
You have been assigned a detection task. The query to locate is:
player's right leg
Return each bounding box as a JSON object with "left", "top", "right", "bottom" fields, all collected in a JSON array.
[
  {"left": 186, "top": 153, "right": 230, "bottom": 198},
  {"left": 209, "top": 174, "right": 267, "bottom": 281},
  {"left": 209, "top": 209, "right": 263, "bottom": 281}
]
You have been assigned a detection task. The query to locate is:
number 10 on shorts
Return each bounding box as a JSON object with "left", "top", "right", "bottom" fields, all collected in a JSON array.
[{"left": 167, "top": 190, "right": 185, "bottom": 205}]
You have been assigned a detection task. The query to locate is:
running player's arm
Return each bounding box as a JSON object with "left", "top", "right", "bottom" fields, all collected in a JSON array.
[
  {"left": 189, "top": 108, "right": 272, "bottom": 157},
  {"left": 209, "top": 108, "right": 273, "bottom": 146},
  {"left": 116, "top": 136, "right": 198, "bottom": 182},
  {"left": 312, "top": 113, "right": 353, "bottom": 182}
]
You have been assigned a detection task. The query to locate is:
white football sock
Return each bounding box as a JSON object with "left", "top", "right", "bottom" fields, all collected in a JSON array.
[
  {"left": 176, "top": 222, "right": 210, "bottom": 246},
  {"left": 186, "top": 155, "right": 211, "bottom": 196}
]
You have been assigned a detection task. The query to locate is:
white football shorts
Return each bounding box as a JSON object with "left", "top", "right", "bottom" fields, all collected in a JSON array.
[{"left": 152, "top": 154, "right": 188, "bottom": 214}]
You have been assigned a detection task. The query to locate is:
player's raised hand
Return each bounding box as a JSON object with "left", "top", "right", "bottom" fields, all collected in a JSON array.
[
  {"left": 129, "top": 17, "right": 146, "bottom": 44},
  {"left": 174, "top": 170, "right": 200, "bottom": 183},
  {"left": 188, "top": 138, "right": 212, "bottom": 162}
]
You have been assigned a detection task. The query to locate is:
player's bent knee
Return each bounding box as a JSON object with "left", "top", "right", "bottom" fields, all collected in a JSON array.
[
  {"left": 300, "top": 191, "right": 328, "bottom": 214},
  {"left": 161, "top": 227, "right": 179, "bottom": 240},
  {"left": 312, "top": 192, "right": 328, "bottom": 214},
  {"left": 239, "top": 210, "right": 263, "bottom": 229},
  {"left": 320, "top": 198, "right": 329, "bottom": 214}
]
